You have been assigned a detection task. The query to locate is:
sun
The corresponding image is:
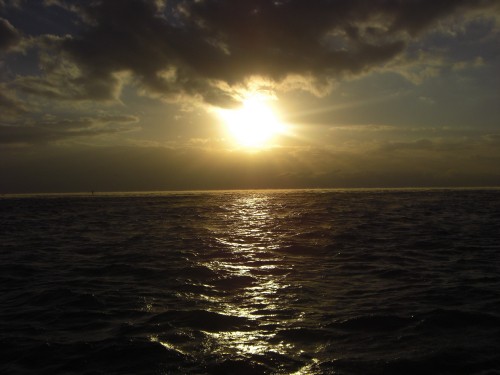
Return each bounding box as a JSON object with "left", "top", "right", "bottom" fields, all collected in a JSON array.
[{"left": 217, "top": 95, "right": 286, "bottom": 148}]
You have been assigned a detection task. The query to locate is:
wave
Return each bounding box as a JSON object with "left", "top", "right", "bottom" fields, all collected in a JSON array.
[{"left": 148, "top": 310, "right": 254, "bottom": 332}]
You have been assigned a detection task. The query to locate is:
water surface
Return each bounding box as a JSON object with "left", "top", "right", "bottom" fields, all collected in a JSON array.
[{"left": 1, "top": 189, "right": 499, "bottom": 374}]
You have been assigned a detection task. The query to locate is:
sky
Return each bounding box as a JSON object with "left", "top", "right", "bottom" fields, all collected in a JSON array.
[{"left": 1, "top": 0, "right": 499, "bottom": 193}]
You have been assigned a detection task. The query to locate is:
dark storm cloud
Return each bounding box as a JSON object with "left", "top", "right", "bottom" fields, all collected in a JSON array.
[
  {"left": 0, "top": 114, "right": 139, "bottom": 144},
  {"left": 8, "top": 0, "right": 498, "bottom": 106},
  {"left": 0, "top": 17, "right": 20, "bottom": 51}
]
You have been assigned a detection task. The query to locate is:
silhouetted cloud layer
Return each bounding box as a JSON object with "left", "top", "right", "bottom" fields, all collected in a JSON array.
[
  {"left": 2, "top": 139, "right": 500, "bottom": 193},
  {"left": 8, "top": 0, "right": 499, "bottom": 105}
]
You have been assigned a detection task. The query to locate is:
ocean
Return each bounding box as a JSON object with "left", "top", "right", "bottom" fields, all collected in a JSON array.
[{"left": 1, "top": 189, "right": 499, "bottom": 374}]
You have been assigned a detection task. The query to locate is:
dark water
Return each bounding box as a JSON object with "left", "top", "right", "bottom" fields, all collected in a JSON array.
[{"left": 1, "top": 189, "right": 500, "bottom": 374}]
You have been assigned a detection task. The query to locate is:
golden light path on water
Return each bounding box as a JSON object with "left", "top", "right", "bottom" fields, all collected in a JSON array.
[
  {"left": 204, "top": 195, "right": 294, "bottom": 355},
  {"left": 150, "top": 193, "right": 318, "bottom": 373}
]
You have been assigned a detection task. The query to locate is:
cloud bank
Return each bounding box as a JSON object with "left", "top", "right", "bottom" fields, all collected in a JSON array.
[
  {"left": 2, "top": 138, "right": 500, "bottom": 193},
  {"left": 7, "top": 0, "right": 499, "bottom": 106}
]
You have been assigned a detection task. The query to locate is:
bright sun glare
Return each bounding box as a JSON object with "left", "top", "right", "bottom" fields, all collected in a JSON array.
[{"left": 217, "top": 95, "right": 286, "bottom": 148}]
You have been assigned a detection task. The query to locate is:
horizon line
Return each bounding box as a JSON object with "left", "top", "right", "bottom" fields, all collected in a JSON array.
[{"left": 2, "top": 186, "right": 500, "bottom": 197}]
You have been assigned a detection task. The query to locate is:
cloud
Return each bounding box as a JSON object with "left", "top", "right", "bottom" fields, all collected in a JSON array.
[
  {"left": 0, "top": 17, "right": 20, "bottom": 51},
  {"left": 2, "top": 137, "right": 500, "bottom": 193},
  {"left": 10, "top": 34, "right": 130, "bottom": 102},
  {"left": 376, "top": 135, "right": 500, "bottom": 154},
  {"left": 0, "top": 0, "right": 23, "bottom": 9},
  {"left": 6, "top": 0, "right": 497, "bottom": 106},
  {"left": 0, "top": 114, "right": 139, "bottom": 144},
  {"left": 0, "top": 87, "right": 27, "bottom": 118}
]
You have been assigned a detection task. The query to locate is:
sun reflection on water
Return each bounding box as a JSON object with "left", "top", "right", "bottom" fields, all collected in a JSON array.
[
  {"left": 195, "top": 194, "right": 303, "bottom": 357},
  {"left": 148, "top": 192, "right": 320, "bottom": 373}
]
